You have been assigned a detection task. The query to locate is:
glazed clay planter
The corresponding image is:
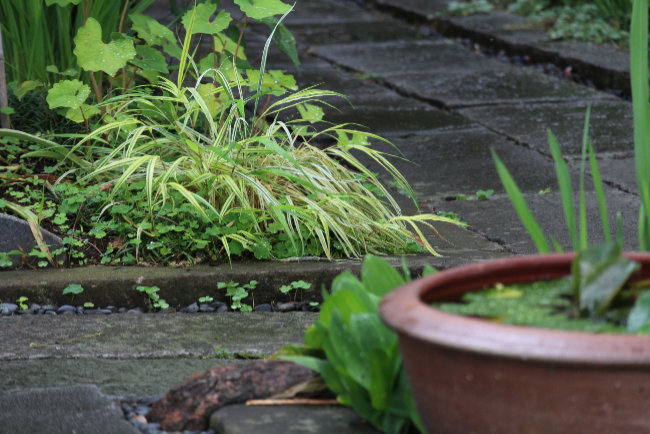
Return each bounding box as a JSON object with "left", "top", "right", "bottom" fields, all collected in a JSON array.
[{"left": 379, "top": 253, "right": 650, "bottom": 434}]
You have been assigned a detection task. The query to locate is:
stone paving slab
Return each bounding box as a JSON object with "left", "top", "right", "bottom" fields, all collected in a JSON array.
[
  {"left": 458, "top": 100, "right": 634, "bottom": 154},
  {"left": 584, "top": 154, "right": 637, "bottom": 194},
  {"left": 358, "top": 127, "right": 580, "bottom": 201},
  {"left": 0, "top": 358, "right": 248, "bottom": 396},
  {"left": 436, "top": 190, "right": 640, "bottom": 254},
  {"left": 372, "top": 0, "right": 449, "bottom": 20},
  {"left": 210, "top": 403, "right": 380, "bottom": 433},
  {"left": 0, "top": 385, "right": 138, "bottom": 434},
  {"left": 0, "top": 313, "right": 316, "bottom": 360},
  {"left": 284, "top": 0, "right": 380, "bottom": 24},
  {"left": 311, "top": 41, "right": 613, "bottom": 108}
]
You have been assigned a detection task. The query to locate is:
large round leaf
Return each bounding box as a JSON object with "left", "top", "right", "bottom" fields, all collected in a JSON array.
[
  {"left": 182, "top": 3, "right": 231, "bottom": 35},
  {"left": 234, "top": 0, "right": 291, "bottom": 20},
  {"left": 46, "top": 79, "right": 90, "bottom": 110},
  {"left": 74, "top": 18, "right": 136, "bottom": 76}
]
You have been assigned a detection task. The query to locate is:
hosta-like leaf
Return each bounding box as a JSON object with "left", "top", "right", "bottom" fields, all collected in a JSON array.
[
  {"left": 627, "top": 292, "right": 650, "bottom": 332},
  {"left": 234, "top": 0, "right": 291, "bottom": 20},
  {"left": 74, "top": 18, "right": 136, "bottom": 76},
  {"left": 46, "top": 79, "right": 90, "bottom": 110},
  {"left": 361, "top": 254, "right": 405, "bottom": 298},
  {"left": 182, "top": 4, "right": 231, "bottom": 35},
  {"left": 130, "top": 13, "right": 175, "bottom": 47}
]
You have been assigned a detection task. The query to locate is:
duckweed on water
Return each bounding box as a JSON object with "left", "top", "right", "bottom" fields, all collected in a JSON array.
[{"left": 435, "top": 278, "right": 648, "bottom": 334}]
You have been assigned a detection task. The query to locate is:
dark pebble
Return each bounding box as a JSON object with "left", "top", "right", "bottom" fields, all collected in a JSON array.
[
  {"left": 140, "top": 393, "right": 165, "bottom": 404},
  {"left": 118, "top": 307, "right": 128, "bottom": 313},
  {"left": 57, "top": 305, "right": 76, "bottom": 314},
  {"left": 254, "top": 303, "right": 273, "bottom": 312},
  {"left": 186, "top": 302, "right": 199, "bottom": 313},
  {"left": 209, "top": 301, "right": 227, "bottom": 310},
  {"left": 105, "top": 306, "right": 116, "bottom": 312},
  {"left": 199, "top": 304, "right": 215, "bottom": 312},
  {"left": 301, "top": 301, "right": 321, "bottom": 312},
  {"left": 276, "top": 302, "right": 297, "bottom": 312},
  {"left": 76, "top": 306, "right": 85, "bottom": 314},
  {"left": 29, "top": 303, "right": 41, "bottom": 312},
  {"left": 0, "top": 303, "right": 17, "bottom": 315},
  {"left": 41, "top": 305, "right": 56, "bottom": 311},
  {"left": 84, "top": 309, "right": 112, "bottom": 315},
  {"left": 45, "top": 310, "right": 57, "bottom": 315},
  {"left": 127, "top": 307, "right": 143, "bottom": 314}
]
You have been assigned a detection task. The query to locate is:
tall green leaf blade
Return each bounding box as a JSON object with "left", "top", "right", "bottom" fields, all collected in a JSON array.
[
  {"left": 548, "top": 129, "right": 578, "bottom": 250},
  {"left": 589, "top": 143, "right": 611, "bottom": 242},
  {"left": 631, "top": 0, "right": 650, "bottom": 250},
  {"left": 492, "top": 149, "right": 550, "bottom": 253},
  {"left": 578, "top": 106, "right": 591, "bottom": 250}
]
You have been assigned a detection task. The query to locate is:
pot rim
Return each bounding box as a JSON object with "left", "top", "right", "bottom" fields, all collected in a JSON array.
[{"left": 379, "top": 252, "right": 650, "bottom": 365}]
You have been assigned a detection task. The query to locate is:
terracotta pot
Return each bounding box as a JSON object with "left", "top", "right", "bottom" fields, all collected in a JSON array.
[{"left": 379, "top": 253, "right": 650, "bottom": 434}]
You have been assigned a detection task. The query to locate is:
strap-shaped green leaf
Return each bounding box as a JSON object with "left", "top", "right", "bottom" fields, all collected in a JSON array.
[{"left": 73, "top": 18, "right": 136, "bottom": 76}]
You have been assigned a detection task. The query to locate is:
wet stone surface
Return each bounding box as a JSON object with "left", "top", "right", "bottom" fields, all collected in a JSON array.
[
  {"left": 357, "top": 126, "right": 575, "bottom": 201},
  {"left": 459, "top": 100, "right": 634, "bottom": 154},
  {"left": 436, "top": 190, "right": 640, "bottom": 254}
]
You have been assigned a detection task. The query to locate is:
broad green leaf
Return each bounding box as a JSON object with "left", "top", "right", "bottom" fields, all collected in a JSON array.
[
  {"left": 45, "top": 0, "right": 81, "bottom": 5},
  {"left": 269, "top": 70, "right": 297, "bottom": 90},
  {"left": 14, "top": 81, "right": 43, "bottom": 100},
  {"left": 46, "top": 79, "right": 90, "bottom": 110},
  {"left": 318, "top": 289, "right": 368, "bottom": 327},
  {"left": 74, "top": 18, "right": 136, "bottom": 76},
  {"left": 422, "top": 265, "right": 438, "bottom": 276},
  {"left": 234, "top": 0, "right": 291, "bottom": 19},
  {"left": 297, "top": 102, "right": 324, "bottom": 123},
  {"left": 182, "top": 4, "right": 231, "bottom": 35},
  {"left": 130, "top": 13, "right": 176, "bottom": 46},
  {"left": 64, "top": 104, "right": 100, "bottom": 123},
  {"left": 214, "top": 35, "right": 247, "bottom": 60},
  {"left": 197, "top": 83, "right": 224, "bottom": 118},
  {"left": 131, "top": 45, "right": 169, "bottom": 73},
  {"left": 574, "top": 243, "right": 641, "bottom": 314},
  {"left": 45, "top": 65, "right": 77, "bottom": 76},
  {"left": 361, "top": 255, "right": 405, "bottom": 297},
  {"left": 627, "top": 291, "right": 650, "bottom": 332}
]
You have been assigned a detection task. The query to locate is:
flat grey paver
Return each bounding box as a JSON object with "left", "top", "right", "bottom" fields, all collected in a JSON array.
[
  {"left": 1, "top": 312, "right": 316, "bottom": 360},
  {"left": 210, "top": 404, "right": 380, "bottom": 433},
  {"left": 357, "top": 127, "right": 579, "bottom": 201},
  {"left": 0, "top": 359, "right": 249, "bottom": 396},
  {"left": 458, "top": 100, "right": 634, "bottom": 154},
  {"left": 0, "top": 385, "right": 138, "bottom": 434},
  {"left": 435, "top": 190, "right": 640, "bottom": 254}
]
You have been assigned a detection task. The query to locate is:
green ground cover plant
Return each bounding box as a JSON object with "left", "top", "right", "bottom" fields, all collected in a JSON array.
[
  {"left": 0, "top": 1, "right": 457, "bottom": 267},
  {"left": 447, "top": 0, "right": 632, "bottom": 45}
]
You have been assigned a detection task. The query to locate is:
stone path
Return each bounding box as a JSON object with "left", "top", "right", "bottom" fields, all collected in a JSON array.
[{"left": 0, "top": 0, "right": 640, "bottom": 432}]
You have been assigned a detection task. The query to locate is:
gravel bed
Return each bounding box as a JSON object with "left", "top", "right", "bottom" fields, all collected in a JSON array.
[
  {"left": 121, "top": 394, "right": 215, "bottom": 434},
  {"left": 0, "top": 300, "right": 320, "bottom": 316}
]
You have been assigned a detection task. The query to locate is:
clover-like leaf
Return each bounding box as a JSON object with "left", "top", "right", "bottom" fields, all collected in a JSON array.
[
  {"left": 74, "top": 17, "right": 136, "bottom": 76},
  {"left": 129, "top": 13, "right": 175, "bottom": 47},
  {"left": 297, "top": 103, "right": 324, "bottom": 123},
  {"left": 182, "top": 3, "right": 231, "bottom": 35},
  {"left": 46, "top": 79, "right": 90, "bottom": 110},
  {"left": 234, "top": 0, "right": 291, "bottom": 20}
]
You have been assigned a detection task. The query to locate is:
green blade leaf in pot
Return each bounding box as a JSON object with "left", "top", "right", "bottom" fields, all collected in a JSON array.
[
  {"left": 234, "top": 0, "right": 292, "bottom": 20},
  {"left": 574, "top": 242, "right": 641, "bottom": 315},
  {"left": 627, "top": 292, "right": 650, "bottom": 332},
  {"left": 73, "top": 17, "right": 136, "bottom": 76}
]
